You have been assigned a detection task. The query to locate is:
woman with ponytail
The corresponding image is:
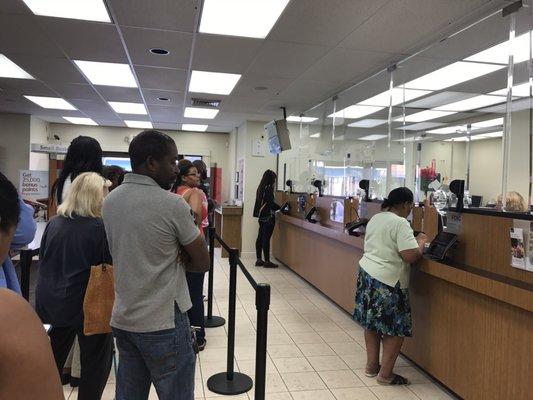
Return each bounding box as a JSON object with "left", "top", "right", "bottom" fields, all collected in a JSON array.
[{"left": 353, "top": 187, "right": 427, "bottom": 386}]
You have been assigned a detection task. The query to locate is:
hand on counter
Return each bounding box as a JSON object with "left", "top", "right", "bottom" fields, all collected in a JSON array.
[{"left": 416, "top": 232, "right": 428, "bottom": 252}]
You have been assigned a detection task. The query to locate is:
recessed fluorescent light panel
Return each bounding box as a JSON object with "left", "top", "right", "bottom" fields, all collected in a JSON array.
[
  {"left": 182, "top": 124, "right": 208, "bottom": 132},
  {"left": 199, "top": 0, "right": 290, "bottom": 39},
  {"left": 184, "top": 107, "right": 219, "bottom": 119},
  {"left": 490, "top": 82, "right": 532, "bottom": 97},
  {"left": 0, "top": 54, "right": 34, "bottom": 79},
  {"left": 286, "top": 116, "right": 318, "bottom": 123},
  {"left": 434, "top": 95, "right": 505, "bottom": 112},
  {"left": 108, "top": 102, "right": 147, "bottom": 115},
  {"left": 348, "top": 119, "right": 387, "bottom": 128},
  {"left": 358, "top": 134, "right": 388, "bottom": 141},
  {"left": 189, "top": 70, "right": 241, "bottom": 95},
  {"left": 124, "top": 120, "right": 153, "bottom": 129},
  {"left": 22, "top": 0, "right": 111, "bottom": 23},
  {"left": 75, "top": 60, "right": 137, "bottom": 88},
  {"left": 359, "top": 88, "right": 431, "bottom": 107},
  {"left": 400, "top": 110, "right": 456, "bottom": 123},
  {"left": 62, "top": 116, "right": 97, "bottom": 126},
  {"left": 427, "top": 126, "right": 465, "bottom": 134},
  {"left": 329, "top": 105, "right": 384, "bottom": 119},
  {"left": 24, "top": 95, "right": 76, "bottom": 110},
  {"left": 471, "top": 117, "right": 504, "bottom": 129},
  {"left": 465, "top": 32, "right": 532, "bottom": 65},
  {"left": 405, "top": 61, "right": 504, "bottom": 91}
]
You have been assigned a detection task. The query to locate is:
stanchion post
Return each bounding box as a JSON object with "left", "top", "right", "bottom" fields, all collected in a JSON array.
[
  {"left": 207, "top": 247, "right": 253, "bottom": 395},
  {"left": 207, "top": 225, "right": 215, "bottom": 317},
  {"left": 226, "top": 247, "right": 238, "bottom": 380},
  {"left": 254, "top": 284, "right": 271, "bottom": 400},
  {"left": 205, "top": 226, "right": 225, "bottom": 328}
]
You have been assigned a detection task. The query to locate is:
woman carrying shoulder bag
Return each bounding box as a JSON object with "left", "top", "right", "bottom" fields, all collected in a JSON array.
[
  {"left": 253, "top": 170, "right": 280, "bottom": 268},
  {"left": 36, "top": 172, "right": 113, "bottom": 400}
]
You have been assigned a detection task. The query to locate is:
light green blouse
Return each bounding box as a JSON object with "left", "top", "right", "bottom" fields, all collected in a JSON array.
[{"left": 359, "top": 211, "right": 419, "bottom": 288}]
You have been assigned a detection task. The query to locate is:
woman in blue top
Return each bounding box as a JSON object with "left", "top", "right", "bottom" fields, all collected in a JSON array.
[
  {"left": 354, "top": 187, "right": 427, "bottom": 385},
  {"left": 0, "top": 197, "right": 36, "bottom": 293}
]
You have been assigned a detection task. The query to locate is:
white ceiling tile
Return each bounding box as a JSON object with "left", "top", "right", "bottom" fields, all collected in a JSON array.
[
  {"left": 276, "top": 79, "right": 340, "bottom": 110},
  {"left": 0, "top": 78, "right": 56, "bottom": 96},
  {"left": 142, "top": 89, "right": 184, "bottom": 107},
  {"left": 0, "top": 14, "right": 63, "bottom": 57},
  {"left": 147, "top": 105, "right": 181, "bottom": 123},
  {"left": 40, "top": 19, "right": 127, "bottom": 63},
  {"left": 108, "top": 0, "right": 197, "bottom": 32},
  {"left": 232, "top": 75, "right": 292, "bottom": 99},
  {"left": 50, "top": 83, "right": 101, "bottom": 101},
  {"left": 1, "top": 0, "right": 32, "bottom": 14},
  {"left": 122, "top": 27, "right": 193, "bottom": 69},
  {"left": 5, "top": 54, "right": 85, "bottom": 84},
  {"left": 193, "top": 35, "right": 263, "bottom": 74},
  {"left": 135, "top": 66, "right": 187, "bottom": 91},
  {"left": 218, "top": 96, "right": 270, "bottom": 113},
  {"left": 246, "top": 41, "right": 330, "bottom": 79},
  {"left": 269, "top": 0, "right": 388, "bottom": 46},
  {"left": 96, "top": 86, "right": 143, "bottom": 102},
  {"left": 339, "top": 0, "right": 503, "bottom": 54},
  {"left": 300, "top": 47, "right": 397, "bottom": 86}
]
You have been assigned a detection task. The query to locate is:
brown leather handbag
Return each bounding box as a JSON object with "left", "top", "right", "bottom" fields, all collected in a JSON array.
[{"left": 83, "top": 262, "right": 115, "bottom": 335}]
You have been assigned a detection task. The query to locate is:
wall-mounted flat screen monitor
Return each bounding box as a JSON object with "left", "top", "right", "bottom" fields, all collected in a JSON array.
[
  {"left": 264, "top": 119, "right": 291, "bottom": 154},
  {"left": 102, "top": 155, "right": 132, "bottom": 172}
]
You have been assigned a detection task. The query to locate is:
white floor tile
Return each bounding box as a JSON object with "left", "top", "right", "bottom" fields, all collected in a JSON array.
[
  {"left": 281, "top": 371, "right": 327, "bottom": 391},
  {"left": 370, "top": 386, "right": 419, "bottom": 400},
  {"left": 290, "top": 389, "right": 336, "bottom": 400},
  {"left": 272, "top": 357, "right": 314, "bottom": 373},
  {"left": 297, "top": 343, "right": 336, "bottom": 357},
  {"left": 318, "top": 370, "right": 366, "bottom": 389},
  {"left": 331, "top": 387, "right": 379, "bottom": 400}
]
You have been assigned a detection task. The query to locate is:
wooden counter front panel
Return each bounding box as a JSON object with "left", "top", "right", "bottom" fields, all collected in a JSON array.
[
  {"left": 273, "top": 218, "right": 361, "bottom": 313},
  {"left": 404, "top": 269, "right": 532, "bottom": 400}
]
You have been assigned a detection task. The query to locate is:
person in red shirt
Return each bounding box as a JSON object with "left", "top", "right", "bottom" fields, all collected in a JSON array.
[{"left": 173, "top": 159, "right": 208, "bottom": 350}]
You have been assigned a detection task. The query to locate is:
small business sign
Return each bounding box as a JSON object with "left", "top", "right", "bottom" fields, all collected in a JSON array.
[
  {"left": 30, "top": 143, "right": 68, "bottom": 154},
  {"left": 19, "top": 170, "right": 49, "bottom": 200}
]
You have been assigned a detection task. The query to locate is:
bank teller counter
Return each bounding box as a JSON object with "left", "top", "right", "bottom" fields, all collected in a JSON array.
[
  {"left": 272, "top": 191, "right": 382, "bottom": 312},
  {"left": 273, "top": 191, "right": 532, "bottom": 400}
]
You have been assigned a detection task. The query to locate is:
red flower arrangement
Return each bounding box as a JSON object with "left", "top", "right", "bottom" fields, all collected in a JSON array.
[{"left": 420, "top": 160, "right": 438, "bottom": 194}]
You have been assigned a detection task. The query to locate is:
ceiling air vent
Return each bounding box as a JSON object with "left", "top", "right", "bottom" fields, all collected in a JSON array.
[{"left": 191, "top": 98, "right": 221, "bottom": 108}]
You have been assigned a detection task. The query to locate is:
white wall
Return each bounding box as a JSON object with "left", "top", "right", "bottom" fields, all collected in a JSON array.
[
  {"left": 48, "top": 124, "right": 232, "bottom": 202},
  {"left": 0, "top": 113, "right": 31, "bottom": 184},
  {"left": 29, "top": 116, "right": 49, "bottom": 171},
  {"left": 507, "top": 110, "right": 531, "bottom": 201},
  {"left": 469, "top": 138, "right": 502, "bottom": 203},
  {"left": 235, "top": 121, "right": 276, "bottom": 257}
]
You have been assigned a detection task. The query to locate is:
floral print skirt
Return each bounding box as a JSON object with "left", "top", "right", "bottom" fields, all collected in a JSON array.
[{"left": 353, "top": 267, "right": 413, "bottom": 337}]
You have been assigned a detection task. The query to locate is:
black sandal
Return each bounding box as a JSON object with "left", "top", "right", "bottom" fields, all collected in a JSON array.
[{"left": 377, "top": 374, "right": 410, "bottom": 385}]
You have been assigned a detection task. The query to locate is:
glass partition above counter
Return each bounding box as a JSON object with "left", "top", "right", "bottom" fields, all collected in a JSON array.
[{"left": 278, "top": 4, "right": 533, "bottom": 213}]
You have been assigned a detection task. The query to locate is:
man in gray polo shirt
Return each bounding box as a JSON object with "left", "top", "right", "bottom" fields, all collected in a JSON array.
[{"left": 103, "top": 130, "right": 209, "bottom": 400}]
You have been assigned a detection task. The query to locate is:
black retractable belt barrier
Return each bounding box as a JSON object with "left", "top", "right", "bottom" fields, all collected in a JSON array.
[
  {"left": 207, "top": 247, "right": 253, "bottom": 395},
  {"left": 204, "top": 225, "right": 226, "bottom": 328}
]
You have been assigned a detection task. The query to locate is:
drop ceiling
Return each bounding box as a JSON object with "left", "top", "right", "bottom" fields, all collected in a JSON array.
[{"left": 0, "top": 0, "right": 513, "bottom": 133}]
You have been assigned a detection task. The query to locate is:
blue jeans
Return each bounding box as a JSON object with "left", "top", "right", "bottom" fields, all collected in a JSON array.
[{"left": 113, "top": 304, "right": 196, "bottom": 400}]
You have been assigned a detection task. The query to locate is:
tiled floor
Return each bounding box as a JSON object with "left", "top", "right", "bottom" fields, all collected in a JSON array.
[{"left": 63, "top": 251, "right": 457, "bottom": 400}]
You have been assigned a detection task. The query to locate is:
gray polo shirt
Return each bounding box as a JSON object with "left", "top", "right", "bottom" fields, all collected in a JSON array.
[{"left": 102, "top": 173, "right": 199, "bottom": 332}]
